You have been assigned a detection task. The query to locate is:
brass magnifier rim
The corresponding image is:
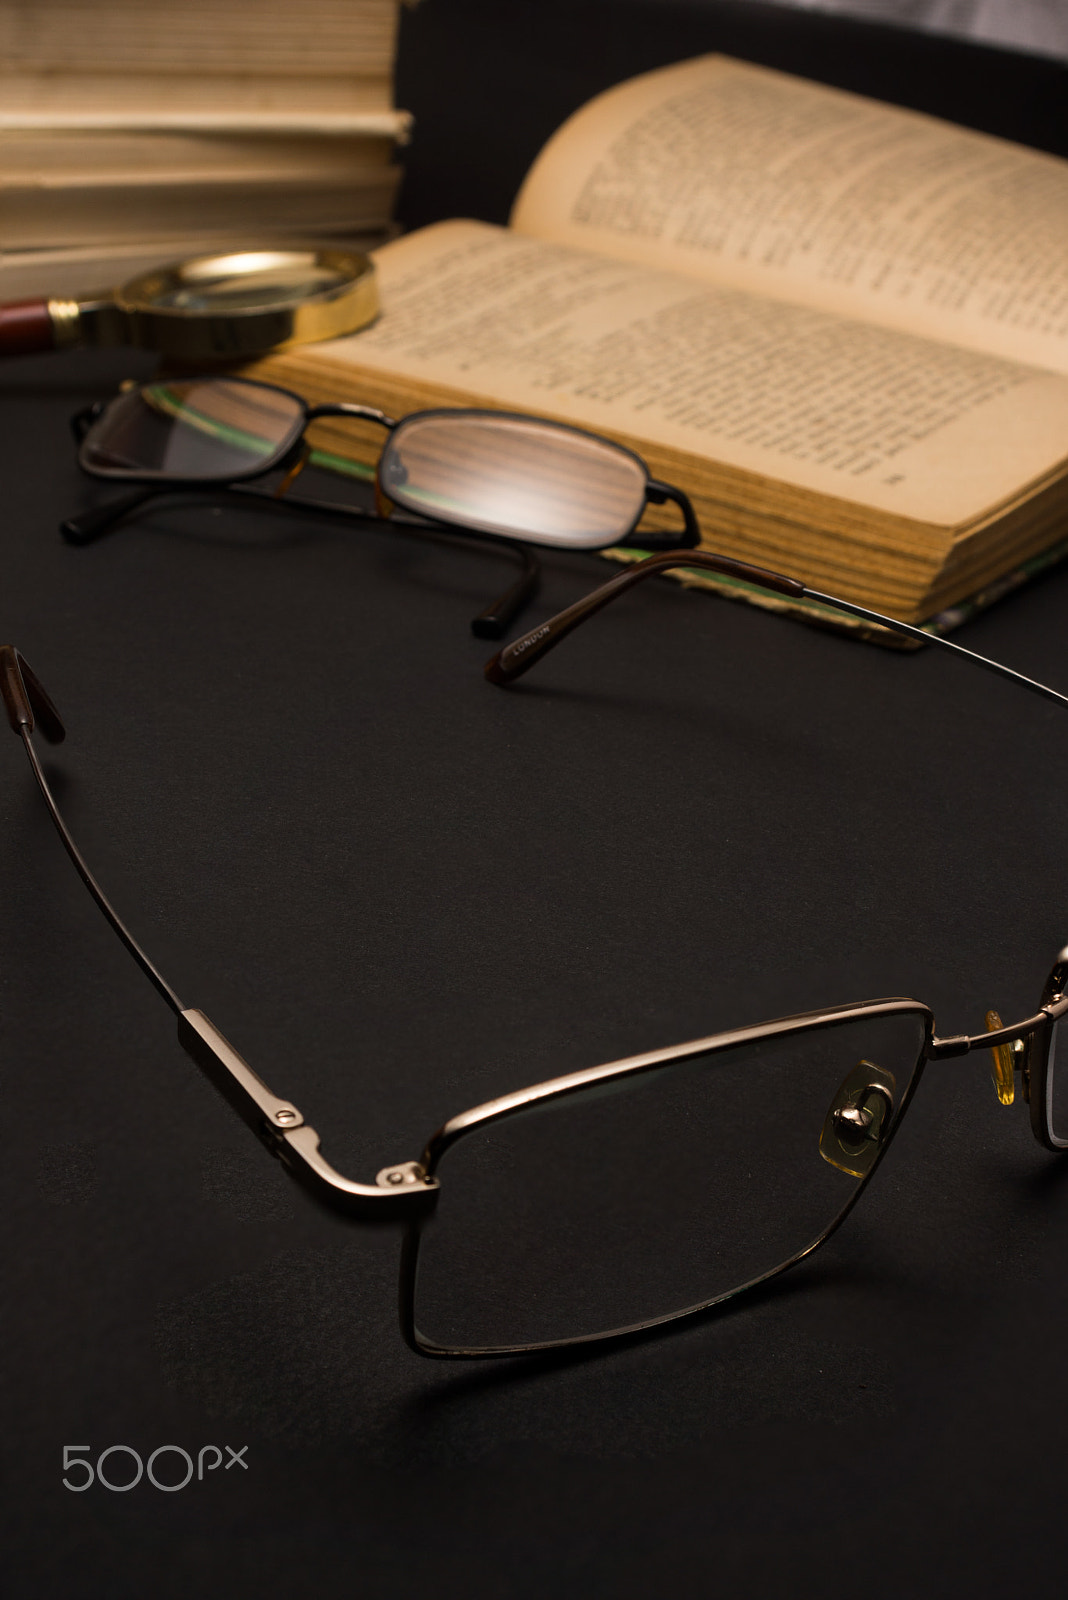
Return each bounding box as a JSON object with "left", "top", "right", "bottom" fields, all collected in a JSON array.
[
  {"left": 115, "top": 248, "right": 379, "bottom": 358},
  {"left": 45, "top": 247, "right": 379, "bottom": 360}
]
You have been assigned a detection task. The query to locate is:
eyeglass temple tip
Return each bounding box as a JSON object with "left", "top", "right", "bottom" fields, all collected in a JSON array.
[
  {"left": 0, "top": 645, "right": 66, "bottom": 743},
  {"left": 483, "top": 549, "right": 805, "bottom": 685},
  {"left": 61, "top": 488, "right": 156, "bottom": 544}
]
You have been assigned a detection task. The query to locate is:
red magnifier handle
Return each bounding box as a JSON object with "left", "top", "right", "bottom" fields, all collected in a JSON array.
[{"left": 0, "top": 299, "right": 61, "bottom": 357}]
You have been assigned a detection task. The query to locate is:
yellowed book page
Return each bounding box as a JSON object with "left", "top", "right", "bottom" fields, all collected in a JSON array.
[
  {"left": 311, "top": 221, "right": 1068, "bottom": 528},
  {"left": 2, "top": 169, "right": 401, "bottom": 251},
  {"left": 511, "top": 56, "right": 1068, "bottom": 377},
  {"left": 0, "top": 1, "right": 400, "bottom": 74},
  {"left": 0, "top": 78, "right": 401, "bottom": 123},
  {"left": 0, "top": 130, "right": 395, "bottom": 177},
  {"left": 0, "top": 233, "right": 392, "bottom": 298}
]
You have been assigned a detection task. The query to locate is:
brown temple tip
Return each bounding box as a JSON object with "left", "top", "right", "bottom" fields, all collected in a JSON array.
[
  {"left": 0, "top": 646, "right": 66, "bottom": 742},
  {"left": 481, "top": 549, "right": 807, "bottom": 693}
]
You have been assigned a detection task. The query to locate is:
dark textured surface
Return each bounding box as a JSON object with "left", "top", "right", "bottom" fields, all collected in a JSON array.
[{"left": 4, "top": 5, "right": 1068, "bottom": 1596}]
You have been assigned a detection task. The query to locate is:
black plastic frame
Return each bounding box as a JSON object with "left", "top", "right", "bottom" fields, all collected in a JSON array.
[
  {"left": 64, "top": 378, "right": 700, "bottom": 637},
  {"left": 379, "top": 404, "right": 701, "bottom": 551},
  {"left": 72, "top": 382, "right": 700, "bottom": 555}
]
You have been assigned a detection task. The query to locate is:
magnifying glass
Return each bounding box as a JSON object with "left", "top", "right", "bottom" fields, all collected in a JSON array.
[{"left": 0, "top": 247, "right": 378, "bottom": 361}]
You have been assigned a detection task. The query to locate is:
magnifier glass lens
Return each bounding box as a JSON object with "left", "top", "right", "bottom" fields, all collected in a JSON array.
[
  {"left": 153, "top": 262, "right": 352, "bottom": 313},
  {"left": 81, "top": 379, "right": 305, "bottom": 480}
]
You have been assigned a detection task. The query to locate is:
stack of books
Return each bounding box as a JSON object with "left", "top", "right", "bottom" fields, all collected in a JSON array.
[{"left": 0, "top": 0, "right": 409, "bottom": 297}]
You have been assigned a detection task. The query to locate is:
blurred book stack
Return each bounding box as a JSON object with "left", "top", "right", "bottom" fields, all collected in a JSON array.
[{"left": 0, "top": 0, "right": 409, "bottom": 297}]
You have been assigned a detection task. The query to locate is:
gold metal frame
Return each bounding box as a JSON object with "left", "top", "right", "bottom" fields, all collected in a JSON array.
[
  {"left": 397, "top": 999, "right": 933, "bottom": 1357},
  {"left": 4, "top": 534, "right": 1068, "bottom": 1359}
]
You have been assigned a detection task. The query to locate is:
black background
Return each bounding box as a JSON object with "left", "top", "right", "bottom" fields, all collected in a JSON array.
[{"left": 3, "top": 3, "right": 1068, "bottom": 1595}]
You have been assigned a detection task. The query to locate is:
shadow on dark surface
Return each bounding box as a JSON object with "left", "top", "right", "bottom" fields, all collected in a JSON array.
[
  {"left": 0, "top": 347, "right": 158, "bottom": 397},
  {"left": 151, "top": 1229, "right": 907, "bottom": 1458}
]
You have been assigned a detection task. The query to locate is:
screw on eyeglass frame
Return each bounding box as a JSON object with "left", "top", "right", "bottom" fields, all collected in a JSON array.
[
  {"left": 4, "top": 548, "right": 1068, "bottom": 1358},
  {"left": 59, "top": 376, "right": 701, "bottom": 640}
]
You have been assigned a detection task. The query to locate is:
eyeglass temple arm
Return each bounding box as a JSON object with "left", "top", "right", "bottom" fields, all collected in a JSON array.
[
  {"left": 470, "top": 540, "right": 541, "bottom": 639},
  {"left": 483, "top": 558, "right": 1068, "bottom": 1059},
  {"left": 0, "top": 646, "right": 434, "bottom": 1214},
  {"left": 61, "top": 487, "right": 161, "bottom": 544},
  {"left": 59, "top": 482, "right": 543, "bottom": 640},
  {"left": 483, "top": 549, "right": 1068, "bottom": 714},
  {"left": 485, "top": 550, "right": 802, "bottom": 683}
]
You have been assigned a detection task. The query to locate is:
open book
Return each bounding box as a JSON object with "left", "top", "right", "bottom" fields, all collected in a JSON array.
[{"left": 242, "top": 55, "right": 1068, "bottom": 633}]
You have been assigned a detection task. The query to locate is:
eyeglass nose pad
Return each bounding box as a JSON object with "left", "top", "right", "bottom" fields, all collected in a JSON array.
[
  {"left": 819, "top": 1061, "right": 897, "bottom": 1178},
  {"left": 984, "top": 1010, "right": 1024, "bottom": 1106}
]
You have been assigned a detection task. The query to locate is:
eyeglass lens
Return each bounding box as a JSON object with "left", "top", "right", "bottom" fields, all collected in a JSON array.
[
  {"left": 379, "top": 412, "right": 649, "bottom": 547},
  {"left": 80, "top": 379, "right": 305, "bottom": 480},
  {"left": 409, "top": 1011, "right": 927, "bottom": 1353}
]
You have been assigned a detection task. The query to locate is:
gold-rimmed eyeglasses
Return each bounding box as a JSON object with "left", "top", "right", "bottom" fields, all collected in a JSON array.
[{"left": 4, "top": 548, "right": 1068, "bottom": 1358}]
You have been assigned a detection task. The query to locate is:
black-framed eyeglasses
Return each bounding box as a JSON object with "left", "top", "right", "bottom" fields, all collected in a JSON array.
[
  {"left": 63, "top": 375, "right": 700, "bottom": 639},
  {"left": 5, "top": 547, "right": 1068, "bottom": 1359}
]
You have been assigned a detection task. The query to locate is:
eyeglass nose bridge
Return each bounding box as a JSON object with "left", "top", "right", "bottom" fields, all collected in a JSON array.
[
  {"left": 304, "top": 401, "right": 396, "bottom": 430},
  {"left": 819, "top": 1060, "right": 897, "bottom": 1178},
  {"left": 644, "top": 478, "right": 700, "bottom": 547}
]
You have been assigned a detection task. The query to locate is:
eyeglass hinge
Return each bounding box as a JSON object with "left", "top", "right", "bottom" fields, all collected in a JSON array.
[
  {"left": 928, "top": 1034, "right": 971, "bottom": 1059},
  {"left": 376, "top": 1161, "right": 428, "bottom": 1188},
  {"left": 278, "top": 1126, "right": 438, "bottom": 1214},
  {"left": 178, "top": 1009, "right": 438, "bottom": 1215},
  {"left": 930, "top": 1008, "right": 1052, "bottom": 1062}
]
